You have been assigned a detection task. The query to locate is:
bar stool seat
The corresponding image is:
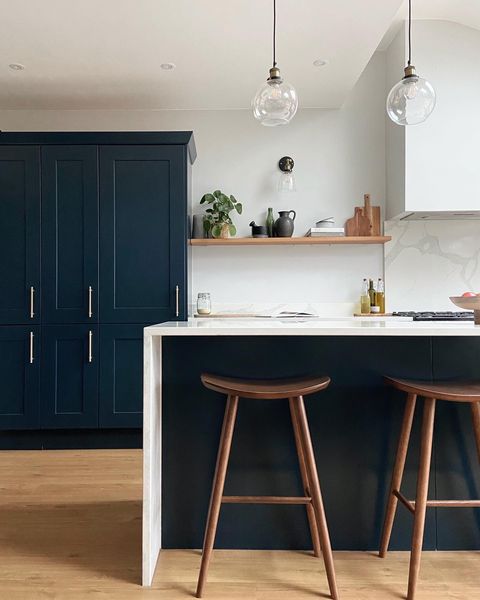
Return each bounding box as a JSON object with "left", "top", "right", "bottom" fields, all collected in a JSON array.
[
  {"left": 380, "top": 376, "right": 480, "bottom": 600},
  {"left": 196, "top": 373, "right": 338, "bottom": 599},
  {"left": 384, "top": 376, "right": 480, "bottom": 402},
  {"left": 201, "top": 373, "right": 331, "bottom": 399}
]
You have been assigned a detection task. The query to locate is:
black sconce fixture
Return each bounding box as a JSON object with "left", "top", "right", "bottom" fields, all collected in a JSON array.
[{"left": 278, "top": 156, "right": 296, "bottom": 192}]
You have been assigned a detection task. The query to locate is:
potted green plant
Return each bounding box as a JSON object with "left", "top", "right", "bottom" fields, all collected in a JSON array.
[{"left": 200, "top": 190, "right": 243, "bottom": 238}]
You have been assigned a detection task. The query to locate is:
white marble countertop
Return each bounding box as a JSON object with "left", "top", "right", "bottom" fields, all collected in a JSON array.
[{"left": 144, "top": 317, "right": 480, "bottom": 337}]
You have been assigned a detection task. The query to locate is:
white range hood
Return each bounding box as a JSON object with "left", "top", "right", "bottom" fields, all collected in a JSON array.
[{"left": 386, "top": 20, "right": 480, "bottom": 220}]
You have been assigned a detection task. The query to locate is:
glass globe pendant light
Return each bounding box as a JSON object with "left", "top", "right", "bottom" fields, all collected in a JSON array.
[
  {"left": 386, "top": 0, "right": 436, "bottom": 126},
  {"left": 252, "top": 0, "right": 298, "bottom": 126}
]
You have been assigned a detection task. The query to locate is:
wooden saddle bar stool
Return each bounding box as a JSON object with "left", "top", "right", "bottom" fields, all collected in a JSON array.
[
  {"left": 196, "top": 373, "right": 339, "bottom": 600},
  {"left": 379, "top": 376, "right": 480, "bottom": 600}
]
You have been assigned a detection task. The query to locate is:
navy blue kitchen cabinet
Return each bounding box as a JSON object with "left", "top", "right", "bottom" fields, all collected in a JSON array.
[
  {"left": 41, "top": 146, "right": 99, "bottom": 324},
  {"left": 41, "top": 325, "right": 99, "bottom": 429},
  {"left": 0, "top": 132, "right": 195, "bottom": 438},
  {"left": 99, "top": 145, "right": 189, "bottom": 323},
  {"left": 0, "top": 326, "right": 40, "bottom": 429},
  {"left": 99, "top": 324, "right": 145, "bottom": 428},
  {"left": 0, "top": 147, "right": 40, "bottom": 325}
]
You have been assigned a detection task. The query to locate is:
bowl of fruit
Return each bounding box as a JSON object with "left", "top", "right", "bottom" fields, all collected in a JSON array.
[{"left": 450, "top": 292, "right": 480, "bottom": 324}]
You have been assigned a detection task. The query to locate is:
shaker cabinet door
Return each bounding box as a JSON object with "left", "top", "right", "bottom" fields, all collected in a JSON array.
[
  {"left": 0, "top": 326, "right": 40, "bottom": 429},
  {"left": 41, "top": 146, "right": 99, "bottom": 324},
  {"left": 99, "top": 145, "right": 187, "bottom": 323},
  {"left": 99, "top": 324, "right": 144, "bottom": 428},
  {"left": 40, "top": 325, "right": 98, "bottom": 429},
  {"left": 0, "top": 147, "right": 41, "bottom": 325}
]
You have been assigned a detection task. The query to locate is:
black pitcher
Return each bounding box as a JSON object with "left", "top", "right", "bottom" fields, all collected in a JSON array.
[{"left": 274, "top": 210, "right": 296, "bottom": 237}]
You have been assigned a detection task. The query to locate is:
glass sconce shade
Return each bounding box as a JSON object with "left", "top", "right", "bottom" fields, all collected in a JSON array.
[
  {"left": 278, "top": 171, "right": 296, "bottom": 192},
  {"left": 252, "top": 71, "right": 298, "bottom": 126},
  {"left": 386, "top": 73, "right": 436, "bottom": 126}
]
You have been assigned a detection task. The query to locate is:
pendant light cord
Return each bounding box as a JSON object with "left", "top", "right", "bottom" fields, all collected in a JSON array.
[
  {"left": 407, "top": 0, "right": 412, "bottom": 66},
  {"left": 273, "top": 0, "right": 277, "bottom": 67}
]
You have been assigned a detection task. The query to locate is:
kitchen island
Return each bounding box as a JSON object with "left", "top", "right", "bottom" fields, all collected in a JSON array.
[{"left": 143, "top": 318, "right": 480, "bottom": 586}]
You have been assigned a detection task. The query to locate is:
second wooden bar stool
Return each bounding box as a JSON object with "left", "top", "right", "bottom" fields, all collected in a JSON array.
[
  {"left": 196, "top": 373, "right": 338, "bottom": 599},
  {"left": 379, "top": 376, "right": 480, "bottom": 600}
]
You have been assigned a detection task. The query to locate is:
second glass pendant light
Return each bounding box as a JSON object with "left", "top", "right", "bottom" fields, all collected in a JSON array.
[
  {"left": 386, "top": 0, "right": 436, "bottom": 126},
  {"left": 252, "top": 0, "right": 298, "bottom": 126}
]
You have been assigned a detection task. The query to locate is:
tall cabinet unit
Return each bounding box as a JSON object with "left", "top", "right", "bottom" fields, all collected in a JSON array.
[
  {"left": 99, "top": 145, "right": 188, "bottom": 324},
  {"left": 0, "top": 146, "right": 41, "bottom": 325},
  {"left": 41, "top": 145, "right": 99, "bottom": 325},
  {"left": 0, "top": 132, "right": 195, "bottom": 437},
  {"left": 0, "top": 147, "right": 41, "bottom": 429}
]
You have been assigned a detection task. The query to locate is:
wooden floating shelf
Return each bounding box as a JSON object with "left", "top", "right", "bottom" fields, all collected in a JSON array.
[{"left": 190, "top": 236, "right": 391, "bottom": 246}]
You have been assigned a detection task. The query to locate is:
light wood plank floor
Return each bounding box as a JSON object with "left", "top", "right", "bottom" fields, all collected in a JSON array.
[{"left": 0, "top": 449, "right": 478, "bottom": 599}]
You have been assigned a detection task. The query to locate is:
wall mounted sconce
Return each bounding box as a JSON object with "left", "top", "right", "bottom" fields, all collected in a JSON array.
[{"left": 278, "top": 156, "right": 296, "bottom": 192}]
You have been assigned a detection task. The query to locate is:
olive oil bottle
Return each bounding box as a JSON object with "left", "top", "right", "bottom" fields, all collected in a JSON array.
[
  {"left": 376, "top": 278, "right": 385, "bottom": 313},
  {"left": 360, "top": 279, "right": 370, "bottom": 314}
]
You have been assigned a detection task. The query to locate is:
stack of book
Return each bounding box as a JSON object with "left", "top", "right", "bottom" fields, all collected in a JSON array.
[
  {"left": 306, "top": 227, "right": 345, "bottom": 237},
  {"left": 306, "top": 217, "right": 345, "bottom": 237}
]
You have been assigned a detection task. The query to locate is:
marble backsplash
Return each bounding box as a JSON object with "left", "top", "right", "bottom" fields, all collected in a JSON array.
[{"left": 385, "top": 220, "right": 480, "bottom": 312}]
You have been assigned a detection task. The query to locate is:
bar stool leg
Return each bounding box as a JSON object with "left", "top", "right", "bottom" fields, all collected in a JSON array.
[
  {"left": 407, "top": 397, "right": 436, "bottom": 600},
  {"left": 471, "top": 402, "right": 480, "bottom": 464},
  {"left": 289, "top": 397, "right": 322, "bottom": 557},
  {"left": 379, "top": 393, "right": 417, "bottom": 557},
  {"left": 294, "top": 396, "right": 339, "bottom": 600},
  {"left": 196, "top": 395, "right": 239, "bottom": 598}
]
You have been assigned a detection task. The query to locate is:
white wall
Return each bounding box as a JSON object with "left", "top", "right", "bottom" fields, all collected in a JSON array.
[{"left": 0, "top": 53, "right": 387, "bottom": 312}]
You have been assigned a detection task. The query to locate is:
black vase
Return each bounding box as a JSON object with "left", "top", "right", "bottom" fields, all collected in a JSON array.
[{"left": 274, "top": 210, "right": 296, "bottom": 237}]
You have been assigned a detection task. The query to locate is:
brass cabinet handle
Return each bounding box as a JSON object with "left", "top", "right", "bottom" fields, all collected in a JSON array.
[
  {"left": 88, "top": 330, "right": 93, "bottom": 363},
  {"left": 30, "top": 286, "right": 35, "bottom": 319},
  {"left": 88, "top": 286, "right": 93, "bottom": 318},
  {"left": 29, "top": 331, "right": 34, "bottom": 364},
  {"left": 175, "top": 285, "right": 180, "bottom": 318}
]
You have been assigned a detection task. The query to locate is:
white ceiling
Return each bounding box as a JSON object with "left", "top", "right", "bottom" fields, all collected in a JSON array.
[
  {"left": 0, "top": 0, "right": 478, "bottom": 111},
  {"left": 0, "top": 0, "right": 402, "bottom": 110},
  {"left": 379, "top": 0, "right": 480, "bottom": 50}
]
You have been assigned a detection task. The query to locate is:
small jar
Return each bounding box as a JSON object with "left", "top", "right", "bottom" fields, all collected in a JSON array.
[{"left": 197, "top": 293, "right": 212, "bottom": 315}]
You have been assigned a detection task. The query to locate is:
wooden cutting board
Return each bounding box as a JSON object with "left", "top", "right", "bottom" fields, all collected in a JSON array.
[
  {"left": 355, "top": 194, "right": 381, "bottom": 236},
  {"left": 345, "top": 207, "right": 371, "bottom": 236}
]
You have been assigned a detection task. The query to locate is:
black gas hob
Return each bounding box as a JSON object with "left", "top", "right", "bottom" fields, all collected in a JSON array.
[{"left": 393, "top": 311, "right": 474, "bottom": 321}]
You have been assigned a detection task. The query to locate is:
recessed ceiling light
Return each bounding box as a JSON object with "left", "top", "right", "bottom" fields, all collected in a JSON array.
[
  {"left": 9, "top": 63, "right": 25, "bottom": 71},
  {"left": 160, "top": 63, "right": 176, "bottom": 71},
  {"left": 313, "top": 59, "right": 328, "bottom": 67}
]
